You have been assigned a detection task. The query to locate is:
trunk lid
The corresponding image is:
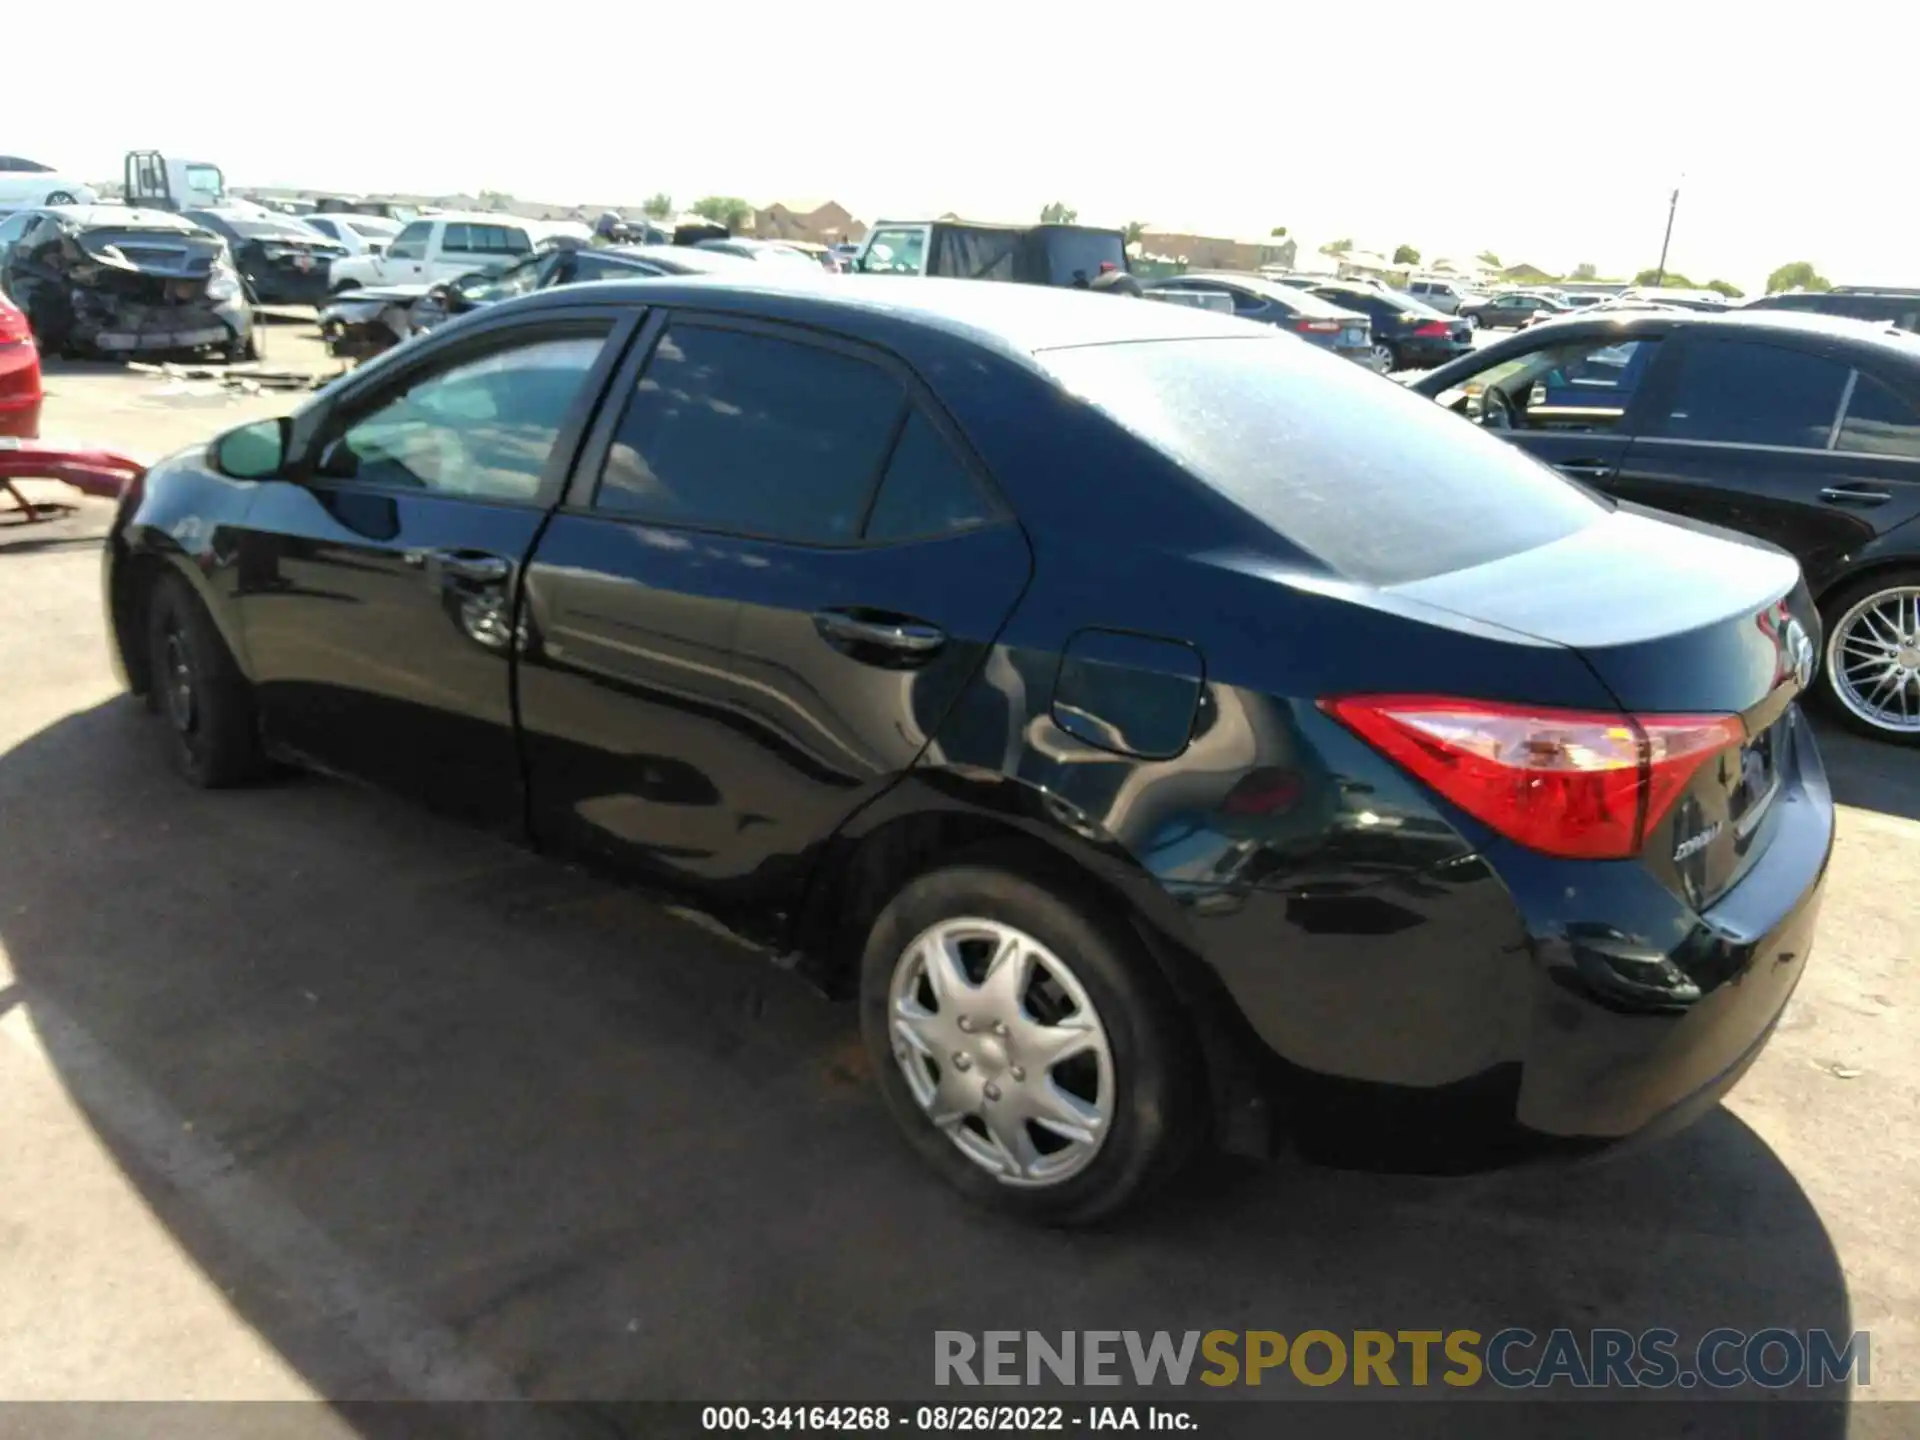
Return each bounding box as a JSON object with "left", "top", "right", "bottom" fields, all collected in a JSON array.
[{"left": 1392, "top": 504, "right": 1814, "bottom": 908}]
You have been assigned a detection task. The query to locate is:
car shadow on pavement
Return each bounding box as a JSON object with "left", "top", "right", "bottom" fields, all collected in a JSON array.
[
  {"left": 0, "top": 699, "right": 1856, "bottom": 1435},
  {"left": 1812, "top": 716, "right": 1920, "bottom": 824}
]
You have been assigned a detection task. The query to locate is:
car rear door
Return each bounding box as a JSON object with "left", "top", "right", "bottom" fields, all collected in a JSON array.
[
  {"left": 1608, "top": 333, "right": 1920, "bottom": 586},
  {"left": 232, "top": 305, "right": 635, "bottom": 832},
  {"left": 517, "top": 311, "right": 1033, "bottom": 921}
]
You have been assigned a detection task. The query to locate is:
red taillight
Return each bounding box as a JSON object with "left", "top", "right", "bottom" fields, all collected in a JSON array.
[
  {"left": 0, "top": 304, "right": 30, "bottom": 347},
  {"left": 1320, "top": 695, "right": 1743, "bottom": 860},
  {"left": 1296, "top": 319, "right": 1341, "bottom": 334},
  {"left": 1412, "top": 320, "right": 1450, "bottom": 337}
]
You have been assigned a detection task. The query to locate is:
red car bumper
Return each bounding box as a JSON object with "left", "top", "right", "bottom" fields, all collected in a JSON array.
[{"left": 0, "top": 339, "right": 42, "bottom": 439}]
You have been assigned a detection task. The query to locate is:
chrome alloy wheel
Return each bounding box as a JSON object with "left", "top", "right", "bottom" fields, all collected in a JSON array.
[
  {"left": 1828, "top": 585, "right": 1920, "bottom": 735},
  {"left": 887, "top": 918, "right": 1114, "bottom": 1187}
]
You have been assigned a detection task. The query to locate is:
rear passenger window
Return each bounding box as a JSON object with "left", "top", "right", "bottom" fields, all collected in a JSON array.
[
  {"left": 1648, "top": 340, "right": 1849, "bottom": 449},
  {"left": 862, "top": 411, "right": 995, "bottom": 542},
  {"left": 594, "top": 324, "right": 906, "bottom": 543},
  {"left": 1836, "top": 372, "right": 1920, "bottom": 458},
  {"left": 440, "top": 223, "right": 471, "bottom": 253}
]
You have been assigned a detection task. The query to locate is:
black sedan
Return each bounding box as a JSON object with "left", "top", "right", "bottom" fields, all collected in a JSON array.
[
  {"left": 1411, "top": 308, "right": 1920, "bottom": 744},
  {"left": 1141, "top": 273, "right": 1375, "bottom": 367},
  {"left": 1310, "top": 283, "right": 1472, "bottom": 369},
  {"left": 317, "top": 243, "right": 757, "bottom": 358},
  {"left": 1462, "top": 290, "right": 1567, "bottom": 329},
  {"left": 103, "top": 277, "right": 1831, "bottom": 1223},
  {"left": 182, "top": 209, "right": 346, "bottom": 306}
]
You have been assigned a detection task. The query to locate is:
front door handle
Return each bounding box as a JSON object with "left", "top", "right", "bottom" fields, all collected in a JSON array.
[
  {"left": 1819, "top": 485, "right": 1892, "bottom": 507},
  {"left": 431, "top": 550, "right": 512, "bottom": 583},
  {"left": 1556, "top": 461, "right": 1616, "bottom": 480},
  {"left": 813, "top": 609, "right": 946, "bottom": 656}
]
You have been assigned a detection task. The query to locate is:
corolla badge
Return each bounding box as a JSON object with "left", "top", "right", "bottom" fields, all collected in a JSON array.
[{"left": 1673, "top": 821, "right": 1723, "bottom": 864}]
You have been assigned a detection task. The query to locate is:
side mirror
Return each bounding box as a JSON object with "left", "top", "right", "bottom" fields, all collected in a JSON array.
[{"left": 210, "top": 417, "right": 288, "bottom": 479}]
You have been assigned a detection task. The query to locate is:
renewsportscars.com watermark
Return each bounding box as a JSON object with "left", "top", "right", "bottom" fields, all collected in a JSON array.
[{"left": 934, "top": 1329, "right": 1871, "bottom": 1391}]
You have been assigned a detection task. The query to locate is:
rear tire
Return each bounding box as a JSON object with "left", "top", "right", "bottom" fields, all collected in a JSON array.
[
  {"left": 1818, "top": 571, "right": 1920, "bottom": 745},
  {"left": 858, "top": 857, "right": 1200, "bottom": 1226},
  {"left": 45, "top": 190, "right": 76, "bottom": 205},
  {"left": 144, "top": 572, "right": 268, "bottom": 787}
]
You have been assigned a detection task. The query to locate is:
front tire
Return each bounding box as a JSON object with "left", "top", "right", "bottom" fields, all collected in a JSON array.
[
  {"left": 1819, "top": 572, "right": 1920, "bottom": 744},
  {"left": 858, "top": 857, "right": 1199, "bottom": 1226},
  {"left": 144, "top": 572, "right": 268, "bottom": 786}
]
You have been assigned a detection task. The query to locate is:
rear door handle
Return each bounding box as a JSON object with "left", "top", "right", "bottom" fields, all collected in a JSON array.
[
  {"left": 813, "top": 609, "right": 946, "bottom": 656},
  {"left": 428, "top": 550, "right": 512, "bottom": 583},
  {"left": 1819, "top": 485, "right": 1892, "bottom": 507},
  {"left": 1556, "top": 461, "right": 1616, "bottom": 480}
]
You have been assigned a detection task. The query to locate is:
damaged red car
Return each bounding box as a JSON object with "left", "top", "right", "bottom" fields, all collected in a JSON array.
[
  {"left": 0, "top": 292, "right": 41, "bottom": 437},
  {"left": 0, "top": 205, "right": 256, "bottom": 360}
]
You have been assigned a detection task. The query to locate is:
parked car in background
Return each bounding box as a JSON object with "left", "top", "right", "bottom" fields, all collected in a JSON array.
[
  {"left": 855, "top": 219, "right": 1128, "bottom": 288},
  {"left": 1463, "top": 291, "right": 1566, "bottom": 328},
  {"left": 1559, "top": 293, "right": 1610, "bottom": 309},
  {"left": 328, "top": 213, "right": 590, "bottom": 294},
  {"left": 1614, "top": 288, "right": 1730, "bottom": 313},
  {"left": 1744, "top": 287, "right": 1920, "bottom": 333},
  {"left": 0, "top": 156, "right": 97, "bottom": 211},
  {"left": 1411, "top": 309, "right": 1920, "bottom": 743},
  {"left": 694, "top": 237, "right": 828, "bottom": 270},
  {"left": 317, "top": 241, "right": 760, "bottom": 358},
  {"left": 0, "top": 291, "right": 42, "bottom": 438},
  {"left": 107, "top": 276, "right": 1830, "bottom": 1223},
  {"left": 412, "top": 242, "right": 760, "bottom": 334},
  {"left": 0, "top": 206, "right": 254, "bottom": 360},
  {"left": 299, "top": 213, "right": 403, "bottom": 258},
  {"left": 1310, "top": 283, "right": 1471, "bottom": 369},
  {"left": 1143, "top": 272, "right": 1375, "bottom": 367},
  {"left": 183, "top": 209, "right": 347, "bottom": 306},
  {"left": 1406, "top": 277, "right": 1472, "bottom": 313}
]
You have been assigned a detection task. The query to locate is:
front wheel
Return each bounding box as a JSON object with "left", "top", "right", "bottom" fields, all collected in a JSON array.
[
  {"left": 1820, "top": 573, "right": 1920, "bottom": 744},
  {"left": 858, "top": 858, "right": 1199, "bottom": 1226},
  {"left": 45, "top": 190, "right": 76, "bottom": 205}
]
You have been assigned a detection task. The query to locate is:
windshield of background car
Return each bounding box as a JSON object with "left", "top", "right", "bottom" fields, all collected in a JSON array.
[
  {"left": 1045, "top": 230, "right": 1128, "bottom": 287},
  {"left": 1039, "top": 336, "right": 1606, "bottom": 586}
]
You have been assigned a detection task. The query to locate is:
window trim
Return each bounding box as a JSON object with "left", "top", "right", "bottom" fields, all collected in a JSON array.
[
  {"left": 288, "top": 307, "right": 637, "bottom": 512},
  {"left": 561, "top": 307, "right": 1014, "bottom": 549}
]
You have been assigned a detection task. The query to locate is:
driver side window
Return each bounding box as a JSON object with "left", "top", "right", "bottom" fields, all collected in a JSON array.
[
  {"left": 313, "top": 329, "right": 610, "bottom": 504},
  {"left": 1456, "top": 337, "right": 1661, "bottom": 435}
]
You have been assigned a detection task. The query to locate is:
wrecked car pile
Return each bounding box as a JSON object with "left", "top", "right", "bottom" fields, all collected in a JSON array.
[{"left": 0, "top": 207, "right": 255, "bottom": 360}]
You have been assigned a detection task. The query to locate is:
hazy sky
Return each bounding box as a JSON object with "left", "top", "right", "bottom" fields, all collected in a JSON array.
[{"left": 14, "top": 2, "right": 1916, "bottom": 294}]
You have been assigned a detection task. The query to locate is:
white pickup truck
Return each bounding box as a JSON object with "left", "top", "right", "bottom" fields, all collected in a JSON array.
[{"left": 327, "top": 212, "right": 590, "bottom": 293}]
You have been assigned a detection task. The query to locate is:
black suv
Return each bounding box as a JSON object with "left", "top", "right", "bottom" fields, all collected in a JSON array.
[
  {"left": 1744, "top": 287, "right": 1920, "bottom": 332},
  {"left": 1412, "top": 309, "right": 1920, "bottom": 744}
]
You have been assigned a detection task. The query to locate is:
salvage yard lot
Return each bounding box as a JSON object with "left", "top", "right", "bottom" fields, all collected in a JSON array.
[{"left": 1, "top": 334, "right": 1916, "bottom": 1427}]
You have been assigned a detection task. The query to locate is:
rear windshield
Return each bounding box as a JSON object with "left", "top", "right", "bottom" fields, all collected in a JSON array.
[
  {"left": 1045, "top": 229, "right": 1127, "bottom": 287},
  {"left": 1039, "top": 336, "right": 1606, "bottom": 586}
]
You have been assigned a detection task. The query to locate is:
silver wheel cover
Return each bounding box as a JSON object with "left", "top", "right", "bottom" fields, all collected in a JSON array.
[
  {"left": 1827, "top": 585, "right": 1920, "bottom": 734},
  {"left": 887, "top": 917, "right": 1114, "bottom": 1188}
]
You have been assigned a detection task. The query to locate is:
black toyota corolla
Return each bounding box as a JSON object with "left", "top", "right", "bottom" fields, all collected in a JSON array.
[{"left": 102, "top": 276, "right": 1832, "bottom": 1224}]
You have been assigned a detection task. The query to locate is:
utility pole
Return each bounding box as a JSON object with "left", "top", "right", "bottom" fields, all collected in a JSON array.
[{"left": 1654, "top": 184, "right": 1680, "bottom": 286}]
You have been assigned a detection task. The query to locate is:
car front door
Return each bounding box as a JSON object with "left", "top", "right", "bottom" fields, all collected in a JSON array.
[
  {"left": 231, "top": 307, "right": 633, "bottom": 831},
  {"left": 375, "top": 219, "right": 433, "bottom": 284},
  {"left": 517, "top": 312, "right": 1032, "bottom": 927},
  {"left": 1605, "top": 334, "right": 1914, "bottom": 584},
  {"left": 1439, "top": 329, "right": 1670, "bottom": 486}
]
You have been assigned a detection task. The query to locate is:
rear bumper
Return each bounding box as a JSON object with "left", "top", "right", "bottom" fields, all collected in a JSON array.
[
  {"left": 1394, "top": 337, "right": 1474, "bottom": 368},
  {"left": 1187, "top": 708, "right": 1833, "bottom": 1172}
]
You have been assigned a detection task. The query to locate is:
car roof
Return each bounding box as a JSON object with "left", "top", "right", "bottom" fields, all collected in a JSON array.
[
  {"left": 514, "top": 272, "right": 1255, "bottom": 360},
  {"left": 42, "top": 205, "right": 202, "bottom": 231},
  {"left": 1168, "top": 272, "right": 1367, "bottom": 318},
  {"left": 601, "top": 244, "right": 756, "bottom": 272},
  {"left": 1475, "top": 307, "right": 1920, "bottom": 361}
]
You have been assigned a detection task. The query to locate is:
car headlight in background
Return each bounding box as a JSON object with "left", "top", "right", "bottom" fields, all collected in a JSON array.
[{"left": 206, "top": 264, "right": 242, "bottom": 302}]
